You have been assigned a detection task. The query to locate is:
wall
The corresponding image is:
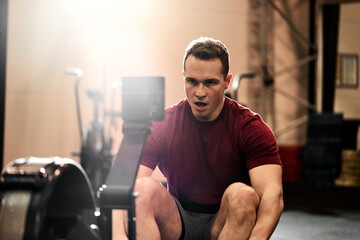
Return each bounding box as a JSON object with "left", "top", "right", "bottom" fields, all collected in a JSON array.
[
  {"left": 272, "top": 0, "right": 310, "bottom": 146},
  {"left": 3, "top": 0, "right": 250, "bottom": 174},
  {"left": 247, "top": 0, "right": 310, "bottom": 146},
  {"left": 6, "top": 1, "right": 358, "bottom": 174},
  {"left": 335, "top": 2, "right": 360, "bottom": 149},
  {"left": 335, "top": 3, "right": 360, "bottom": 118}
]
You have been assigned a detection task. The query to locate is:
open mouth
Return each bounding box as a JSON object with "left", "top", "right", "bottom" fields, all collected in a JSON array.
[{"left": 195, "top": 102, "right": 207, "bottom": 109}]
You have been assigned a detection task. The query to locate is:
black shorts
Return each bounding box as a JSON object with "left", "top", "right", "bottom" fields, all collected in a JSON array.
[{"left": 173, "top": 197, "right": 218, "bottom": 240}]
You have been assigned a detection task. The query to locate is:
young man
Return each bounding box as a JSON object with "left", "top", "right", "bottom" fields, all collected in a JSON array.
[{"left": 114, "top": 37, "right": 283, "bottom": 240}]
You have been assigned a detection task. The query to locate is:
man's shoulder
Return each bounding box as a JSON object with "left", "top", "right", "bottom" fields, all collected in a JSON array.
[
  {"left": 150, "top": 99, "right": 188, "bottom": 135},
  {"left": 225, "top": 97, "right": 259, "bottom": 121},
  {"left": 165, "top": 99, "right": 188, "bottom": 115},
  {"left": 151, "top": 99, "right": 188, "bottom": 128},
  {"left": 166, "top": 99, "right": 187, "bottom": 109}
]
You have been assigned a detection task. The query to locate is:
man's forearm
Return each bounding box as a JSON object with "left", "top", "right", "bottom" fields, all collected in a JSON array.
[{"left": 249, "top": 191, "right": 284, "bottom": 239}]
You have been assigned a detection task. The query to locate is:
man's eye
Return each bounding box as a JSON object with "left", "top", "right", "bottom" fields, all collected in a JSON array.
[
  {"left": 187, "top": 79, "right": 197, "bottom": 85},
  {"left": 205, "top": 80, "right": 217, "bottom": 86}
]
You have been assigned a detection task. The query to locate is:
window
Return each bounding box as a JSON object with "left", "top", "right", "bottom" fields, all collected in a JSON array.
[{"left": 336, "top": 53, "right": 359, "bottom": 88}]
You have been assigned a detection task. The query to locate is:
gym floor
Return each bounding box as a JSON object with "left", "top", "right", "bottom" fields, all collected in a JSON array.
[{"left": 272, "top": 183, "right": 360, "bottom": 240}]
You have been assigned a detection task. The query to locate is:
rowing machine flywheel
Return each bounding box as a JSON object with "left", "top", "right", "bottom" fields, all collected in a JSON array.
[{"left": 0, "top": 157, "right": 101, "bottom": 240}]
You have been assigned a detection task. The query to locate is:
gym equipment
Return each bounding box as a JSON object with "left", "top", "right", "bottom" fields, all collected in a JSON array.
[
  {"left": 224, "top": 72, "right": 254, "bottom": 101},
  {"left": 101, "top": 76, "right": 165, "bottom": 240},
  {"left": 304, "top": 113, "right": 343, "bottom": 184},
  {"left": 64, "top": 68, "right": 84, "bottom": 140},
  {"left": 230, "top": 72, "right": 255, "bottom": 101},
  {"left": 80, "top": 89, "right": 112, "bottom": 195},
  {"left": 65, "top": 68, "right": 112, "bottom": 195},
  {"left": 0, "top": 157, "right": 101, "bottom": 240},
  {"left": 0, "top": 76, "right": 165, "bottom": 240}
]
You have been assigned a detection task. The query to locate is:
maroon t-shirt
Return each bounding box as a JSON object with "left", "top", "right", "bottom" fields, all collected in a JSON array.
[{"left": 141, "top": 97, "right": 281, "bottom": 209}]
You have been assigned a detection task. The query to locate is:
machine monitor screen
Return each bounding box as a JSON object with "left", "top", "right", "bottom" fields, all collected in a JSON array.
[{"left": 122, "top": 76, "right": 165, "bottom": 122}]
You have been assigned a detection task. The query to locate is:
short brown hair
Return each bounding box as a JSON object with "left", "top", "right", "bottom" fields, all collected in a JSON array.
[{"left": 183, "top": 37, "right": 230, "bottom": 80}]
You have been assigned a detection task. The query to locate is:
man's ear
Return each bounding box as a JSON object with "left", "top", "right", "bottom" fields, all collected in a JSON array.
[{"left": 225, "top": 74, "right": 232, "bottom": 89}]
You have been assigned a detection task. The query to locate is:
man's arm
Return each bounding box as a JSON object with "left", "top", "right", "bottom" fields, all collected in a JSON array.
[
  {"left": 112, "top": 165, "right": 154, "bottom": 240},
  {"left": 248, "top": 164, "right": 284, "bottom": 239}
]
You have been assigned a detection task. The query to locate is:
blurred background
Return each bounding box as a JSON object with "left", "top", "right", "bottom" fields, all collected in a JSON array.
[{"left": 1, "top": 0, "right": 360, "bottom": 239}]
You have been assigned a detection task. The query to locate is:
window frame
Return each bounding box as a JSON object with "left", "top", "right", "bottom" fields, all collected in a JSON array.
[{"left": 336, "top": 53, "right": 359, "bottom": 88}]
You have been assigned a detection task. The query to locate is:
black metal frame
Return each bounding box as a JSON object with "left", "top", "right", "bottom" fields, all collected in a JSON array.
[
  {"left": 100, "top": 75, "right": 164, "bottom": 240},
  {"left": 100, "top": 122, "right": 152, "bottom": 240},
  {"left": 322, "top": 4, "right": 340, "bottom": 112},
  {"left": 0, "top": 0, "right": 8, "bottom": 172}
]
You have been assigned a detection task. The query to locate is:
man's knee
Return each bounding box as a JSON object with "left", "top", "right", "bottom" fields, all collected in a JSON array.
[
  {"left": 223, "top": 182, "right": 260, "bottom": 215},
  {"left": 135, "top": 177, "right": 162, "bottom": 195},
  {"left": 134, "top": 177, "right": 167, "bottom": 211},
  {"left": 211, "top": 183, "right": 259, "bottom": 238}
]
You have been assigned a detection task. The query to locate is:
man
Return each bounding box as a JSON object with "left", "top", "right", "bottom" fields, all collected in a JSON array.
[{"left": 114, "top": 37, "right": 283, "bottom": 240}]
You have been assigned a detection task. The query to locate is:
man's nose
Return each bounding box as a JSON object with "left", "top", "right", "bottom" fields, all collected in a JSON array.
[{"left": 195, "top": 84, "right": 206, "bottom": 98}]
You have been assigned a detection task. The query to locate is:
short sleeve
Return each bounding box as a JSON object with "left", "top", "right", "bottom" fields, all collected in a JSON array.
[
  {"left": 241, "top": 116, "right": 281, "bottom": 170},
  {"left": 140, "top": 122, "right": 163, "bottom": 170}
]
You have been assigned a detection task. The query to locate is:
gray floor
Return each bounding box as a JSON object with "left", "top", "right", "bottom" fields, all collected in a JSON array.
[
  {"left": 271, "top": 183, "right": 360, "bottom": 240},
  {"left": 272, "top": 209, "right": 360, "bottom": 240}
]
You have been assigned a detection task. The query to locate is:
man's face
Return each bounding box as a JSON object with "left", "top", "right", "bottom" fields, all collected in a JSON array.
[{"left": 183, "top": 55, "right": 231, "bottom": 122}]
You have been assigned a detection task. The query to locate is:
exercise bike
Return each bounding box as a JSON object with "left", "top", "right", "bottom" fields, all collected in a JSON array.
[
  {"left": 0, "top": 76, "right": 165, "bottom": 240},
  {"left": 64, "top": 68, "right": 113, "bottom": 196}
]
